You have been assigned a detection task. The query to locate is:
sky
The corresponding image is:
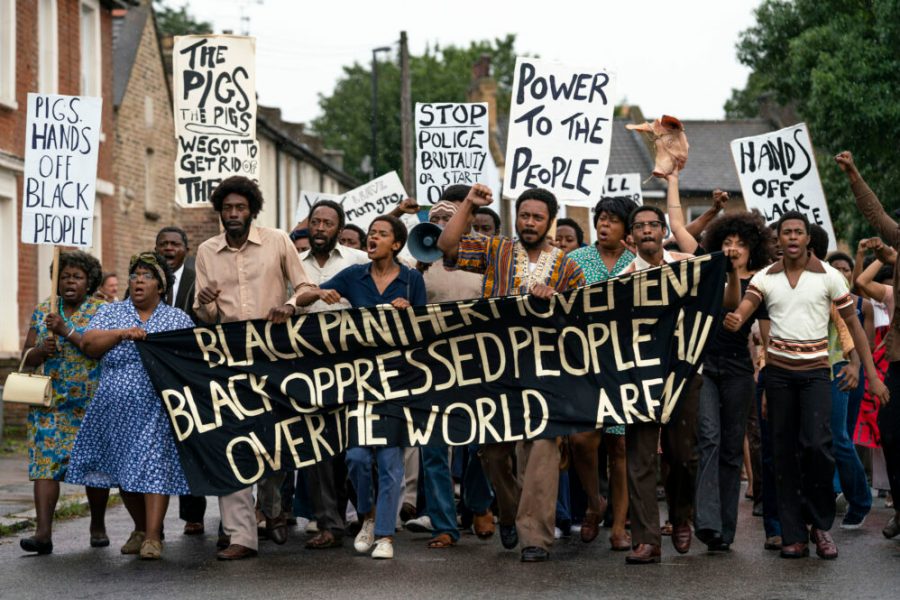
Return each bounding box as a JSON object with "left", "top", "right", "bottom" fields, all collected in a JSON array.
[{"left": 171, "top": 0, "right": 762, "bottom": 127}]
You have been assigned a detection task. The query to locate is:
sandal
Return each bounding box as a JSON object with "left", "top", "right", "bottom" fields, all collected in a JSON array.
[
  {"left": 305, "top": 531, "right": 342, "bottom": 549},
  {"left": 427, "top": 533, "right": 456, "bottom": 549},
  {"left": 139, "top": 539, "right": 162, "bottom": 560}
]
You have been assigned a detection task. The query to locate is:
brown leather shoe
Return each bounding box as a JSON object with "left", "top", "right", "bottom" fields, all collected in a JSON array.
[
  {"left": 810, "top": 528, "right": 838, "bottom": 559},
  {"left": 609, "top": 531, "right": 631, "bottom": 551},
  {"left": 779, "top": 542, "right": 809, "bottom": 558},
  {"left": 625, "top": 543, "right": 661, "bottom": 564},
  {"left": 266, "top": 515, "right": 288, "bottom": 545},
  {"left": 581, "top": 512, "right": 601, "bottom": 543},
  {"left": 183, "top": 522, "right": 204, "bottom": 536},
  {"left": 216, "top": 544, "right": 258, "bottom": 561},
  {"left": 473, "top": 510, "right": 495, "bottom": 539},
  {"left": 671, "top": 522, "right": 692, "bottom": 554}
]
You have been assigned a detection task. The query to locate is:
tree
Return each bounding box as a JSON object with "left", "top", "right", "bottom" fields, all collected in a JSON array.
[
  {"left": 153, "top": 1, "right": 213, "bottom": 37},
  {"left": 725, "top": 0, "right": 900, "bottom": 244},
  {"left": 312, "top": 35, "right": 523, "bottom": 182}
]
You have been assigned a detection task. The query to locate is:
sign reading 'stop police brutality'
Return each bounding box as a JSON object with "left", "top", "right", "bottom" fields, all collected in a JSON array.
[
  {"left": 730, "top": 123, "right": 836, "bottom": 250},
  {"left": 504, "top": 57, "right": 616, "bottom": 203},
  {"left": 173, "top": 35, "right": 260, "bottom": 207},
  {"left": 415, "top": 103, "right": 489, "bottom": 204},
  {"left": 22, "top": 93, "right": 102, "bottom": 247}
]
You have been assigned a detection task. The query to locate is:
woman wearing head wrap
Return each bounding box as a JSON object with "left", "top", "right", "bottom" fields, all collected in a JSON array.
[
  {"left": 18, "top": 251, "right": 109, "bottom": 556},
  {"left": 66, "top": 252, "right": 194, "bottom": 560}
]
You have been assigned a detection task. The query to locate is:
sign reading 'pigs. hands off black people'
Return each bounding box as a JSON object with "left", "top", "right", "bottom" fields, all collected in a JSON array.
[
  {"left": 504, "top": 57, "right": 616, "bottom": 204},
  {"left": 173, "top": 35, "right": 260, "bottom": 207},
  {"left": 731, "top": 123, "right": 836, "bottom": 250},
  {"left": 22, "top": 93, "right": 102, "bottom": 247},
  {"left": 137, "top": 254, "right": 726, "bottom": 496}
]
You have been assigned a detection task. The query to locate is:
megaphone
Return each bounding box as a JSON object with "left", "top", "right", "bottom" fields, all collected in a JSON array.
[{"left": 408, "top": 222, "right": 444, "bottom": 263}]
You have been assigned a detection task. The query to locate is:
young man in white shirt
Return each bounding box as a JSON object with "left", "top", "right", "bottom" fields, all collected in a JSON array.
[{"left": 725, "top": 210, "right": 888, "bottom": 560}]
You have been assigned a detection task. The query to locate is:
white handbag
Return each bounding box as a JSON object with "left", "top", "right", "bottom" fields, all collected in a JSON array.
[{"left": 2, "top": 348, "right": 54, "bottom": 407}]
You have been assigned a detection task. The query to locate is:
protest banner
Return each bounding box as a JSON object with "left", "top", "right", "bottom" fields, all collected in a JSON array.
[
  {"left": 415, "top": 102, "right": 489, "bottom": 204},
  {"left": 138, "top": 253, "right": 726, "bottom": 495},
  {"left": 22, "top": 93, "right": 102, "bottom": 248},
  {"left": 503, "top": 57, "right": 616, "bottom": 204},
  {"left": 294, "top": 190, "right": 342, "bottom": 226},
  {"left": 601, "top": 173, "right": 643, "bottom": 205},
  {"left": 173, "top": 35, "right": 260, "bottom": 207},
  {"left": 341, "top": 171, "right": 418, "bottom": 232},
  {"left": 730, "top": 123, "right": 836, "bottom": 249}
]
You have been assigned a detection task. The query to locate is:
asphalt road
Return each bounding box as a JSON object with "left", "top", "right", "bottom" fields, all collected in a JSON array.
[{"left": 2, "top": 494, "right": 898, "bottom": 600}]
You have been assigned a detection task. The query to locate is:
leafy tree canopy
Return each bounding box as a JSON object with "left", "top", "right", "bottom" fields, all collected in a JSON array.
[
  {"left": 154, "top": 1, "right": 213, "bottom": 37},
  {"left": 726, "top": 0, "right": 900, "bottom": 244},
  {"left": 313, "top": 35, "right": 522, "bottom": 182}
]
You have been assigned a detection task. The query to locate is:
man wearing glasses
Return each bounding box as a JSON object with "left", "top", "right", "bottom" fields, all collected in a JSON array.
[{"left": 619, "top": 205, "right": 700, "bottom": 564}]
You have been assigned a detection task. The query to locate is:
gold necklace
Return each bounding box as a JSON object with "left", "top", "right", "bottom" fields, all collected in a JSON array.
[{"left": 513, "top": 242, "right": 558, "bottom": 293}]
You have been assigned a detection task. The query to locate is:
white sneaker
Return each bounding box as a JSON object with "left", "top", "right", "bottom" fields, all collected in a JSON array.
[
  {"left": 835, "top": 493, "right": 849, "bottom": 516},
  {"left": 354, "top": 518, "right": 375, "bottom": 553},
  {"left": 306, "top": 520, "right": 319, "bottom": 534},
  {"left": 404, "top": 515, "right": 433, "bottom": 533},
  {"left": 372, "top": 537, "right": 394, "bottom": 559},
  {"left": 554, "top": 527, "right": 563, "bottom": 540},
  {"left": 297, "top": 517, "right": 310, "bottom": 535}
]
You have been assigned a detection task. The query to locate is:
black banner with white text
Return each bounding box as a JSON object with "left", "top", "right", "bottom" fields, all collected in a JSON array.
[{"left": 137, "top": 253, "right": 726, "bottom": 495}]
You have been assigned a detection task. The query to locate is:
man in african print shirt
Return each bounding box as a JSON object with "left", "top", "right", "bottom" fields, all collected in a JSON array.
[{"left": 438, "top": 183, "right": 584, "bottom": 563}]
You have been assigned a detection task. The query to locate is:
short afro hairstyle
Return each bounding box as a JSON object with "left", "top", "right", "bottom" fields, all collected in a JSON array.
[
  {"left": 474, "top": 207, "right": 501, "bottom": 231},
  {"left": 628, "top": 205, "right": 667, "bottom": 231},
  {"left": 809, "top": 224, "right": 829, "bottom": 260},
  {"left": 556, "top": 218, "right": 585, "bottom": 246},
  {"left": 209, "top": 176, "right": 264, "bottom": 215},
  {"left": 702, "top": 210, "right": 773, "bottom": 271},
  {"left": 341, "top": 224, "right": 367, "bottom": 245},
  {"left": 593, "top": 196, "right": 639, "bottom": 227},
  {"left": 440, "top": 185, "right": 471, "bottom": 202},
  {"left": 53, "top": 250, "right": 103, "bottom": 296},
  {"left": 369, "top": 215, "right": 408, "bottom": 257},
  {"left": 515, "top": 188, "right": 558, "bottom": 222},
  {"left": 776, "top": 210, "right": 810, "bottom": 235},
  {"left": 310, "top": 199, "right": 346, "bottom": 230},
  {"left": 827, "top": 252, "right": 854, "bottom": 270},
  {"left": 156, "top": 226, "right": 189, "bottom": 248}
]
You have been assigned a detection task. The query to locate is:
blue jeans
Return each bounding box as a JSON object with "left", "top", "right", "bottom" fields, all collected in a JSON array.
[
  {"left": 421, "top": 447, "right": 459, "bottom": 540},
  {"left": 463, "top": 445, "right": 494, "bottom": 514},
  {"left": 756, "top": 368, "right": 782, "bottom": 538},
  {"left": 556, "top": 470, "right": 571, "bottom": 529},
  {"left": 830, "top": 362, "right": 872, "bottom": 518},
  {"left": 346, "top": 447, "right": 404, "bottom": 537}
]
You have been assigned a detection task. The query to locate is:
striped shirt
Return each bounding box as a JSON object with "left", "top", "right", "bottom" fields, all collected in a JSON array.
[
  {"left": 745, "top": 255, "right": 853, "bottom": 370},
  {"left": 445, "top": 234, "right": 585, "bottom": 298}
]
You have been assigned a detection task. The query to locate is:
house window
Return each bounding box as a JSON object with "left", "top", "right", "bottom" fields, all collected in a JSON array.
[
  {"left": 687, "top": 205, "right": 712, "bottom": 223},
  {"left": 80, "top": 0, "right": 101, "bottom": 97},
  {"left": 0, "top": 170, "right": 19, "bottom": 352},
  {"left": 38, "top": 0, "right": 58, "bottom": 94},
  {"left": 0, "top": 0, "right": 16, "bottom": 108}
]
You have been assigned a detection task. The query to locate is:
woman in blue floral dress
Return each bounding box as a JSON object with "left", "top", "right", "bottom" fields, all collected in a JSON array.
[
  {"left": 67, "top": 251, "right": 193, "bottom": 560},
  {"left": 19, "top": 251, "right": 109, "bottom": 556}
]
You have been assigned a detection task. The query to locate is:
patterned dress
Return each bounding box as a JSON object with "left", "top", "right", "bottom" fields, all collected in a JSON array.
[
  {"left": 27, "top": 297, "right": 104, "bottom": 480},
  {"left": 568, "top": 244, "right": 635, "bottom": 435},
  {"left": 65, "top": 300, "right": 194, "bottom": 495}
]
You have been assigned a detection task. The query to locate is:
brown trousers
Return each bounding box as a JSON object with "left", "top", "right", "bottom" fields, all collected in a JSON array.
[
  {"left": 625, "top": 375, "right": 701, "bottom": 546},
  {"left": 480, "top": 438, "right": 560, "bottom": 550}
]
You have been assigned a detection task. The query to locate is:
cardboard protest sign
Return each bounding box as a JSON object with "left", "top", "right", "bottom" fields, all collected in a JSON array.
[
  {"left": 504, "top": 57, "right": 616, "bottom": 204},
  {"left": 601, "top": 173, "right": 643, "bottom": 205},
  {"left": 341, "top": 171, "right": 417, "bottom": 232},
  {"left": 415, "top": 102, "right": 489, "bottom": 204},
  {"left": 294, "top": 190, "right": 342, "bottom": 226},
  {"left": 173, "top": 35, "right": 260, "bottom": 207},
  {"left": 22, "top": 93, "right": 102, "bottom": 247},
  {"left": 731, "top": 123, "right": 836, "bottom": 249}
]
